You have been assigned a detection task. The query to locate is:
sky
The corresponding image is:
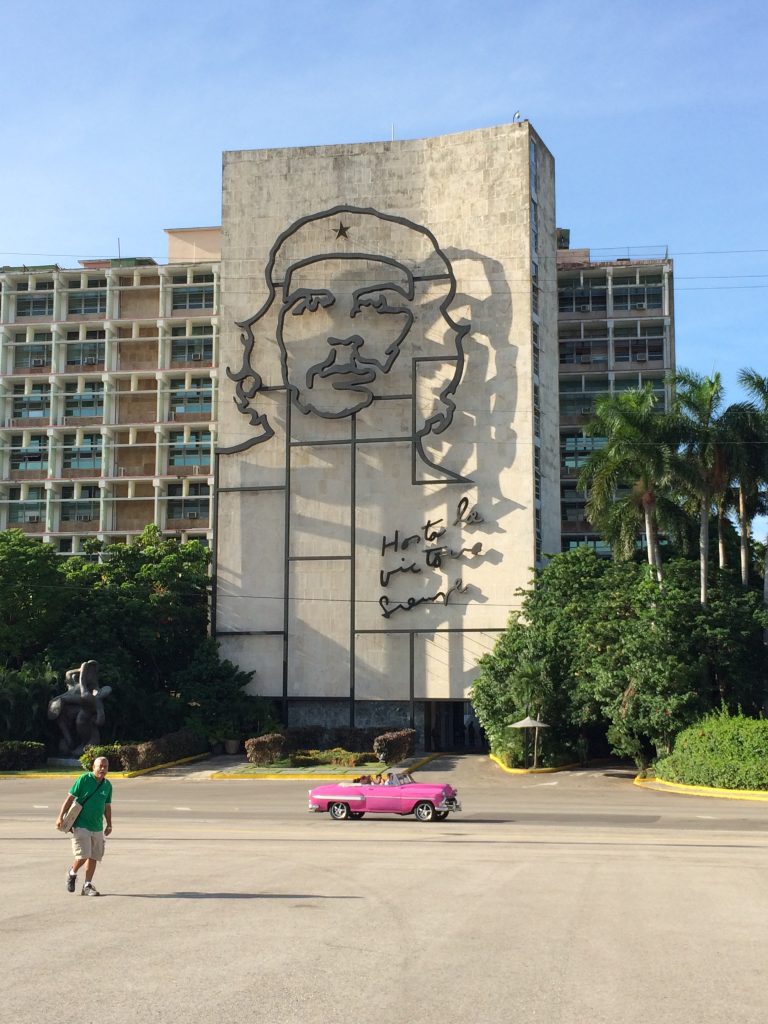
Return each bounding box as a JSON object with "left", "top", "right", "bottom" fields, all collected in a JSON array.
[{"left": 2, "top": 0, "right": 767, "bottom": 403}]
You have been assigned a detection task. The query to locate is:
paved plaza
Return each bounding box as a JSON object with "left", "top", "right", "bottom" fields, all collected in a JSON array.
[{"left": 1, "top": 755, "right": 766, "bottom": 1024}]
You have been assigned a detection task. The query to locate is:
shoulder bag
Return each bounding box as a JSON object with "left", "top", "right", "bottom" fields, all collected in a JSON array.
[{"left": 57, "top": 778, "right": 105, "bottom": 833}]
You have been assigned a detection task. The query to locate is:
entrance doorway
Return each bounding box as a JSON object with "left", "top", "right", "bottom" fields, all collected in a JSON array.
[{"left": 425, "top": 701, "right": 482, "bottom": 752}]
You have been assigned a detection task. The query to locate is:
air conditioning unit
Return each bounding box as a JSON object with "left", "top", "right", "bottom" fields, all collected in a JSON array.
[
  {"left": 27, "top": 515, "right": 40, "bottom": 524},
  {"left": 191, "top": 352, "right": 203, "bottom": 361},
  {"left": 578, "top": 305, "right": 590, "bottom": 312},
  {"left": 580, "top": 406, "right": 593, "bottom": 414},
  {"left": 633, "top": 302, "right": 646, "bottom": 310},
  {"left": 75, "top": 514, "right": 92, "bottom": 522},
  {"left": 31, "top": 358, "right": 45, "bottom": 367},
  {"left": 187, "top": 511, "right": 198, "bottom": 519},
  {"left": 84, "top": 357, "right": 97, "bottom": 365},
  {"left": 580, "top": 355, "right": 592, "bottom": 363},
  {"left": 192, "top": 465, "right": 201, "bottom": 475}
]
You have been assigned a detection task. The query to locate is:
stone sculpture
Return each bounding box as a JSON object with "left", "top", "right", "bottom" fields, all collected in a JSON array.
[{"left": 48, "top": 660, "right": 112, "bottom": 757}]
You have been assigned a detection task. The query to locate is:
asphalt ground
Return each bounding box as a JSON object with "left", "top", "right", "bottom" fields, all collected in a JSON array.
[{"left": 1, "top": 754, "right": 766, "bottom": 1024}]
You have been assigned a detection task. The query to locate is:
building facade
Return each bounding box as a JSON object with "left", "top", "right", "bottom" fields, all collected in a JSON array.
[
  {"left": 557, "top": 236, "right": 675, "bottom": 552},
  {"left": 214, "top": 123, "right": 561, "bottom": 742},
  {"left": 0, "top": 229, "right": 220, "bottom": 552},
  {"left": 0, "top": 124, "right": 677, "bottom": 748}
]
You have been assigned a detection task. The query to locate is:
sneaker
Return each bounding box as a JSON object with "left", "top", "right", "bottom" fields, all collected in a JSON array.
[
  {"left": 81, "top": 882, "right": 100, "bottom": 897},
  {"left": 66, "top": 872, "right": 77, "bottom": 893}
]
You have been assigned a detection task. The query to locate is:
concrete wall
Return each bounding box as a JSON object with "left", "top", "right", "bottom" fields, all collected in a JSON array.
[{"left": 215, "top": 123, "right": 558, "bottom": 724}]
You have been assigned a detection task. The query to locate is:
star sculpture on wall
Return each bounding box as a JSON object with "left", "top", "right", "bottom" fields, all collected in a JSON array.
[{"left": 334, "top": 222, "right": 350, "bottom": 239}]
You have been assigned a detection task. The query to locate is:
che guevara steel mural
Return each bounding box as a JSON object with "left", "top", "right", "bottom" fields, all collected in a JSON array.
[{"left": 218, "top": 205, "right": 491, "bottom": 646}]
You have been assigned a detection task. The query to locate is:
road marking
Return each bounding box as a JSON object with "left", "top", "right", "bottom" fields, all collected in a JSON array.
[
  {"left": 696, "top": 815, "right": 716, "bottom": 819},
  {"left": 33, "top": 805, "right": 49, "bottom": 809},
  {"left": 173, "top": 806, "right": 192, "bottom": 811},
  {"left": 532, "top": 781, "right": 558, "bottom": 787}
]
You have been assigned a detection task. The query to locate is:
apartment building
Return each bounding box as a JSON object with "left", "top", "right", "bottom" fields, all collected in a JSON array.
[
  {"left": 557, "top": 231, "right": 675, "bottom": 553},
  {"left": 0, "top": 228, "right": 221, "bottom": 553}
]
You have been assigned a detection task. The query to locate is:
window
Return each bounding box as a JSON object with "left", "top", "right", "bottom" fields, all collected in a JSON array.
[
  {"left": 67, "top": 291, "right": 106, "bottom": 315},
  {"left": 558, "top": 275, "right": 606, "bottom": 314},
  {"left": 614, "top": 321, "right": 665, "bottom": 364},
  {"left": 168, "top": 431, "right": 211, "bottom": 467},
  {"left": 169, "top": 377, "right": 212, "bottom": 416},
  {"left": 7, "top": 485, "right": 45, "bottom": 524},
  {"left": 171, "top": 275, "right": 214, "bottom": 311},
  {"left": 60, "top": 498, "right": 99, "bottom": 522},
  {"left": 170, "top": 325, "right": 213, "bottom": 363},
  {"left": 62, "top": 433, "right": 102, "bottom": 471},
  {"left": 167, "top": 482, "right": 210, "bottom": 519},
  {"left": 559, "top": 323, "right": 609, "bottom": 366},
  {"left": 562, "top": 537, "right": 611, "bottom": 556},
  {"left": 612, "top": 273, "right": 663, "bottom": 312},
  {"left": 561, "top": 434, "right": 607, "bottom": 472},
  {"left": 530, "top": 200, "right": 538, "bottom": 257},
  {"left": 66, "top": 330, "right": 105, "bottom": 366},
  {"left": 14, "top": 331, "right": 52, "bottom": 370},
  {"left": 17, "top": 294, "right": 53, "bottom": 317},
  {"left": 531, "top": 261, "right": 539, "bottom": 316},
  {"left": 10, "top": 435, "right": 48, "bottom": 470},
  {"left": 12, "top": 383, "right": 51, "bottom": 420},
  {"left": 64, "top": 381, "right": 104, "bottom": 418}
]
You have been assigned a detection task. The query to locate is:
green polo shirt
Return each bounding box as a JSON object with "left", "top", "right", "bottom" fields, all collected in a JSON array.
[{"left": 69, "top": 772, "right": 112, "bottom": 833}]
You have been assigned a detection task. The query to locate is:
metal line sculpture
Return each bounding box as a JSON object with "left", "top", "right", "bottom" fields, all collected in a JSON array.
[{"left": 220, "top": 205, "right": 470, "bottom": 482}]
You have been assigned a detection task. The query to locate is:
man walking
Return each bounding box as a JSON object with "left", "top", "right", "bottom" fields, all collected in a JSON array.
[{"left": 56, "top": 755, "right": 113, "bottom": 896}]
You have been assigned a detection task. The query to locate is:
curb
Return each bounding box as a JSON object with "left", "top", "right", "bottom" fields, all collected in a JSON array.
[
  {"left": 633, "top": 775, "right": 768, "bottom": 802},
  {"left": 489, "top": 753, "right": 582, "bottom": 775}
]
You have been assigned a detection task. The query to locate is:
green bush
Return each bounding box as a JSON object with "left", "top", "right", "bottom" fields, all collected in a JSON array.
[
  {"left": 80, "top": 744, "right": 126, "bottom": 772},
  {"left": 655, "top": 711, "right": 768, "bottom": 790},
  {"left": 0, "top": 741, "right": 46, "bottom": 770},
  {"left": 372, "top": 729, "right": 416, "bottom": 764},
  {"left": 244, "top": 733, "right": 287, "bottom": 765}
]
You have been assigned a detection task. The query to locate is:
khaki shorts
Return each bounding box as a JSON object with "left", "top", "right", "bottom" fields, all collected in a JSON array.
[{"left": 71, "top": 828, "right": 105, "bottom": 861}]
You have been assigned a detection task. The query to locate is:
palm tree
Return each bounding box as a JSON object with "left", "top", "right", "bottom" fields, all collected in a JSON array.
[
  {"left": 715, "top": 399, "right": 765, "bottom": 586},
  {"left": 736, "top": 369, "right": 768, "bottom": 593},
  {"left": 578, "top": 385, "right": 676, "bottom": 585},
  {"left": 668, "top": 370, "right": 725, "bottom": 607}
]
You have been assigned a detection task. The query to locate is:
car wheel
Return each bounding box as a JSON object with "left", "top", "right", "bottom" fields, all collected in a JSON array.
[
  {"left": 434, "top": 810, "right": 449, "bottom": 821},
  {"left": 413, "top": 801, "right": 435, "bottom": 822},
  {"left": 329, "top": 802, "right": 350, "bottom": 820},
  {"left": 349, "top": 812, "right": 365, "bottom": 819}
]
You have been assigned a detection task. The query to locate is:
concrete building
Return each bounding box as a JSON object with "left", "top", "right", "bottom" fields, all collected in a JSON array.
[
  {"left": 214, "top": 122, "right": 560, "bottom": 744},
  {"left": 556, "top": 233, "right": 675, "bottom": 553},
  {"left": 1, "top": 123, "right": 675, "bottom": 747},
  {"left": 0, "top": 229, "right": 221, "bottom": 553}
]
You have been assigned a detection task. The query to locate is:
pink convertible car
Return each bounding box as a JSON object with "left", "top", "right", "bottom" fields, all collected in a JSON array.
[{"left": 308, "top": 770, "right": 462, "bottom": 822}]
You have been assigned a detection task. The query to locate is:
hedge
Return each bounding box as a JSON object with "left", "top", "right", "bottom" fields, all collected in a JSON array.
[
  {"left": 81, "top": 729, "right": 208, "bottom": 774},
  {"left": 0, "top": 741, "right": 46, "bottom": 770},
  {"left": 244, "top": 733, "right": 287, "bottom": 765},
  {"left": 373, "top": 729, "right": 416, "bottom": 764},
  {"left": 655, "top": 711, "right": 768, "bottom": 790}
]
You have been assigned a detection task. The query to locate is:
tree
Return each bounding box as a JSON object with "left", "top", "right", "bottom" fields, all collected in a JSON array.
[
  {"left": 0, "top": 530, "right": 66, "bottom": 669},
  {"left": 471, "top": 549, "right": 768, "bottom": 767},
  {"left": 47, "top": 526, "right": 212, "bottom": 738},
  {"left": 668, "top": 370, "right": 726, "bottom": 607},
  {"left": 578, "top": 385, "right": 677, "bottom": 584}
]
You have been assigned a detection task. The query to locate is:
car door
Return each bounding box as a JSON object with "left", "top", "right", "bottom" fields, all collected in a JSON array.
[{"left": 364, "top": 780, "right": 403, "bottom": 815}]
